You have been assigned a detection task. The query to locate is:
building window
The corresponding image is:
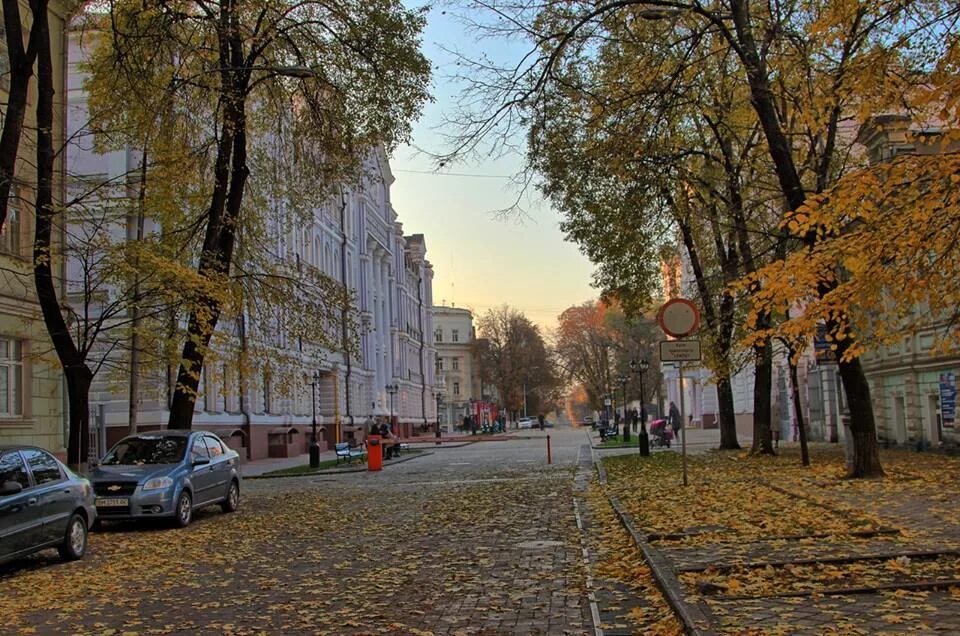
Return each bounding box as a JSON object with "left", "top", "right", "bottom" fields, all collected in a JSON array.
[
  {"left": 452, "top": 357, "right": 460, "bottom": 371},
  {"left": 0, "top": 190, "right": 21, "bottom": 255},
  {"left": 434, "top": 328, "right": 442, "bottom": 343},
  {"left": 437, "top": 357, "right": 444, "bottom": 371},
  {"left": 453, "top": 382, "right": 460, "bottom": 396},
  {"left": 452, "top": 329, "right": 459, "bottom": 343},
  {"left": 0, "top": 338, "right": 23, "bottom": 417}
]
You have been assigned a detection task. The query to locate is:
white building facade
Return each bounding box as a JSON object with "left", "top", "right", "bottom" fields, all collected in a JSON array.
[
  {"left": 432, "top": 306, "right": 481, "bottom": 431},
  {"left": 65, "top": 33, "right": 438, "bottom": 460}
]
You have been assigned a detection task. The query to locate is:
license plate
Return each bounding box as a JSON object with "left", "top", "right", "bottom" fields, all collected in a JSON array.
[{"left": 96, "top": 497, "right": 129, "bottom": 507}]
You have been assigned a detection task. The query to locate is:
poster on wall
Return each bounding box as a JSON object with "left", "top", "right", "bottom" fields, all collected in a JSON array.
[{"left": 939, "top": 372, "right": 956, "bottom": 428}]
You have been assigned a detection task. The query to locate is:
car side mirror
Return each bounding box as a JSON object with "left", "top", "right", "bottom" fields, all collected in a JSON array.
[
  {"left": 0, "top": 481, "right": 23, "bottom": 496},
  {"left": 192, "top": 457, "right": 210, "bottom": 466}
]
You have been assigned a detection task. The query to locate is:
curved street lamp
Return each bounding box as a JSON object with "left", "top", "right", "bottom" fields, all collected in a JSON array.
[{"left": 631, "top": 358, "right": 650, "bottom": 457}]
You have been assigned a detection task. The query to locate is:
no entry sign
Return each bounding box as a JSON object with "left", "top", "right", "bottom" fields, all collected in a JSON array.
[{"left": 657, "top": 298, "right": 700, "bottom": 338}]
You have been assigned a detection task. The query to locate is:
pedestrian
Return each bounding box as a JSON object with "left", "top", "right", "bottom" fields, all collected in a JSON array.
[
  {"left": 669, "top": 401, "right": 681, "bottom": 439},
  {"left": 378, "top": 421, "right": 395, "bottom": 459},
  {"left": 538, "top": 414, "right": 545, "bottom": 430}
]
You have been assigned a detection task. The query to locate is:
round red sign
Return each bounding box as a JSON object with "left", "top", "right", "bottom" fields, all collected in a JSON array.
[{"left": 657, "top": 298, "right": 700, "bottom": 338}]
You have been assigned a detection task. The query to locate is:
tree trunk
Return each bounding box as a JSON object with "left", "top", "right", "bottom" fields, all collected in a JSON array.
[
  {"left": 727, "top": 0, "right": 881, "bottom": 474},
  {"left": 716, "top": 375, "right": 739, "bottom": 450},
  {"left": 676, "top": 214, "right": 740, "bottom": 450},
  {"left": 836, "top": 348, "right": 884, "bottom": 477},
  {"left": 0, "top": 0, "right": 39, "bottom": 230},
  {"left": 751, "top": 339, "right": 775, "bottom": 455},
  {"left": 32, "top": 1, "right": 95, "bottom": 467},
  {"left": 788, "top": 356, "right": 809, "bottom": 466},
  {"left": 128, "top": 149, "right": 148, "bottom": 434},
  {"left": 65, "top": 368, "right": 93, "bottom": 469},
  {"left": 167, "top": 38, "right": 249, "bottom": 427}
]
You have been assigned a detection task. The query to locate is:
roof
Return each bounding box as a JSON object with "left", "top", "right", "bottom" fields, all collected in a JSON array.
[{"left": 0, "top": 445, "right": 45, "bottom": 452}]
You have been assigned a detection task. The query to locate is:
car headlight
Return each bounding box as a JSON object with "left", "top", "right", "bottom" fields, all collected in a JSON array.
[{"left": 142, "top": 477, "right": 174, "bottom": 491}]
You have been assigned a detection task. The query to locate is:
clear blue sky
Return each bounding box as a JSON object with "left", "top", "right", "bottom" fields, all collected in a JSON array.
[{"left": 389, "top": 2, "right": 597, "bottom": 331}]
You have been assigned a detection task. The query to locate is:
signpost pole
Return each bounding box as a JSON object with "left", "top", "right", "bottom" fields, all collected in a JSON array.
[
  {"left": 679, "top": 362, "right": 688, "bottom": 487},
  {"left": 657, "top": 297, "right": 701, "bottom": 489}
]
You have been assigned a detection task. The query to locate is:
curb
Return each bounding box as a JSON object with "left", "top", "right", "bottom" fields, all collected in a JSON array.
[
  {"left": 593, "top": 448, "right": 717, "bottom": 635},
  {"left": 606, "top": 495, "right": 718, "bottom": 636},
  {"left": 244, "top": 450, "right": 430, "bottom": 479}
]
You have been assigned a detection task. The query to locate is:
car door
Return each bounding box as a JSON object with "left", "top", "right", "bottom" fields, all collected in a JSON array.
[
  {"left": 0, "top": 451, "right": 41, "bottom": 560},
  {"left": 202, "top": 436, "right": 231, "bottom": 499},
  {"left": 21, "top": 449, "right": 70, "bottom": 543},
  {"left": 188, "top": 436, "right": 216, "bottom": 505}
]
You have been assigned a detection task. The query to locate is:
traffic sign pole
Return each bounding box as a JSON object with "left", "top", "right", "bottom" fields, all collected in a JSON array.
[
  {"left": 657, "top": 298, "right": 700, "bottom": 488},
  {"left": 679, "top": 362, "right": 688, "bottom": 487}
]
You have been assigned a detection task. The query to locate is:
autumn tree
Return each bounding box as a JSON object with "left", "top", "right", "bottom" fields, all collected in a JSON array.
[
  {"left": 523, "top": 23, "right": 789, "bottom": 450},
  {"left": 84, "top": 0, "right": 431, "bottom": 430},
  {"left": 555, "top": 300, "right": 662, "bottom": 419},
  {"left": 0, "top": 0, "right": 47, "bottom": 231},
  {"left": 554, "top": 302, "right": 616, "bottom": 412},
  {"left": 475, "top": 305, "right": 557, "bottom": 419},
  {"left": 443, "top": 0, "right": 958, "bottom": 476}
]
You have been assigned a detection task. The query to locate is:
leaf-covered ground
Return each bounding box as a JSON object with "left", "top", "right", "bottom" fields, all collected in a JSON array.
[
  {"left": 1, "top": 471, "right": 597, "bottom": 635},
  {"left": 601, "top": 445, "right": 960, "bottom": 633}
]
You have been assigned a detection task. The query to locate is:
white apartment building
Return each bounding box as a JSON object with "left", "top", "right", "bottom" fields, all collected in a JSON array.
[
  {"left": 432, "top": 306, "right": 481, "bottom": 431},
  {"left": 65, "top": 33, "right": 438, "bottom": 460}
]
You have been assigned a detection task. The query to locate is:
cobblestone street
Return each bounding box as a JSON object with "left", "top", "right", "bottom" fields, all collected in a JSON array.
[{"left": 1, "top": 429, "right": 610, "bottom": 635}]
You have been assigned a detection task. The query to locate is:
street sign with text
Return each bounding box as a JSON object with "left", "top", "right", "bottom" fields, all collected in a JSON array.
[{"left": 660, "top": 340, "right": 701, "bottom": 362}]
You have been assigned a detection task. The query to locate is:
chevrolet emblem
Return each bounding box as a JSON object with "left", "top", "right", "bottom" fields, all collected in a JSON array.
[{"left": 107, "top": 485, "right": 122, "bottom": 492}]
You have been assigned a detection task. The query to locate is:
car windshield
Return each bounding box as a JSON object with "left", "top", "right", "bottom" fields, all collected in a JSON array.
[{"left": 101, "top": 436, "right": 187, "bottom": 465}]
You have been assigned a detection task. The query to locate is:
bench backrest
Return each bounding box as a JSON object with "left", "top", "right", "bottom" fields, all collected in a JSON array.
[{"left": 335, "top": 442, "right": 350, "bottom": 452}]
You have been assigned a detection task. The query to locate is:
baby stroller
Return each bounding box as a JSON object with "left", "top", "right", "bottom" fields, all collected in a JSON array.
[{"left": 648, "top": 419, "right": 673, "bottom": 448}]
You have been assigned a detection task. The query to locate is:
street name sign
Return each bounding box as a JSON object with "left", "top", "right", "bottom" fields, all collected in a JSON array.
[{"left": 660, "top": 339, "right": 702, "bottom": 362}]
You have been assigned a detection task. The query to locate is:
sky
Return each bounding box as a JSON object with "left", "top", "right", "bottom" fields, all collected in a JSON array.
[{"left": 388, "top": 3, "right": 598, "bottom": 333}]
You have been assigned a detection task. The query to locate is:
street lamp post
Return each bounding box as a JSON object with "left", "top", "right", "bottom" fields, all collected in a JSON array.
[
  {"left": 386, "top": 383, "right": 398, "bottom": 429},
  {"left": 309, "top": 370, "right": 321, "bottom": 468},
  {"left": 618, "top": 374, "right": 630, "bottom": 443},
  {"left": 631, "top": 359, "right": 650, "bottom": 457},
  {"left": 435, "top": 391, "right": 444, "bottom": 444}
]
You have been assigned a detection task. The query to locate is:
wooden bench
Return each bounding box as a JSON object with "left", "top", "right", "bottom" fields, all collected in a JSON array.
[{"left": 335, "top": 442, "right": 365, "bottom": 464}]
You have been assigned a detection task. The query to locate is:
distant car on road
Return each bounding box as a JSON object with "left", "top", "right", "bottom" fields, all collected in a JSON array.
[
  {"left": 517, "top": 417, "right": 534, "bottom": 429},
  {"left": 0, "top": 445, "right": 96, "bottom": 565},
  {"left": 90, "top": 430, "right": 240, "bottom": 528}
]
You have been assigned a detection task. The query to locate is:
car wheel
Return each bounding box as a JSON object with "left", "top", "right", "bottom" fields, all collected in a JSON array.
[
  {"left": 174, "top": 491, "right": 193, "bottom": 528},
  {"left": 57, "top": 513, "right": 87, "bottom": 561},
  {"left": 221, "top": 480, "right": 239, "bottom": 513}
]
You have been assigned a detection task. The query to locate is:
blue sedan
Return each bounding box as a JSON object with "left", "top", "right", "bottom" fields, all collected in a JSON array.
[
  {"left": 90, "top": 430, "right": 241, "bottom": 528},
  {"left": 0, "top": 446, "right": 96, "bottom": 565}
]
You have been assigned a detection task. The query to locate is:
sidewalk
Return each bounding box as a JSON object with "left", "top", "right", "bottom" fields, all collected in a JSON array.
[
  {"left": 240, "top": 451, "right": 335, "bottom": 477},
  {"left": 597, "top": 446, "right": 960, "bottom": 634}
]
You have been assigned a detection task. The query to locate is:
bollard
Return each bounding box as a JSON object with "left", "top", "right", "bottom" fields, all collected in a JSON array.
[{"left": 547, "top": 434, "right": 552, "bottom": 464}]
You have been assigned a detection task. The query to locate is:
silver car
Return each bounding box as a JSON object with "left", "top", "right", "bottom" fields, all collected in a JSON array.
[
  {"left": 0, "top": 446, "right": 96, "bottom": 565},
  {"left": 90, "top": 430, "right": 240, "bottom": 528}
]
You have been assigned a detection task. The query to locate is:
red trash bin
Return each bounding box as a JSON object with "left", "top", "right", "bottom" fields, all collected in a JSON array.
[{"left": 367, "top": 435, "right": 383, "bottom": 471}]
